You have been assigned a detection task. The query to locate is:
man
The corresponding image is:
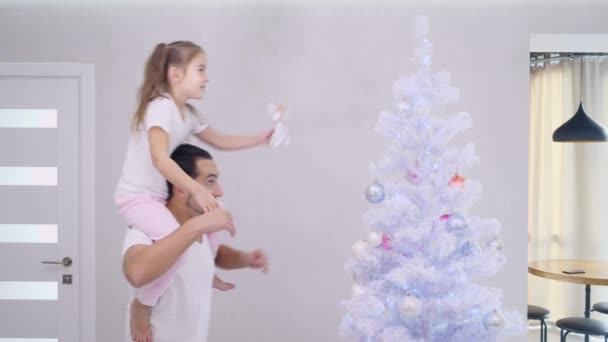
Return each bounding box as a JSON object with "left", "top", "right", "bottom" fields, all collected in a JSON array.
[{"left": 122, "top": 144, "right": 268, "bottom": 342}]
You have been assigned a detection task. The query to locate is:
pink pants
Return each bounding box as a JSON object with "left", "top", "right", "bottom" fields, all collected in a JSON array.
[{"left": 116, "top": 194, "right": 219, "bottom": 306}]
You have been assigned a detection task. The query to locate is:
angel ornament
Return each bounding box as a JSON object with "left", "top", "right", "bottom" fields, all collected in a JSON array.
[{"left": 268, "top": 103, "right": 291, "bottom": 148}]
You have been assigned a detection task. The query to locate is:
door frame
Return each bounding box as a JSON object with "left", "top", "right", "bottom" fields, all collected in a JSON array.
[{"left": 0, "top": 63, "right": 96, "bottom": 342}]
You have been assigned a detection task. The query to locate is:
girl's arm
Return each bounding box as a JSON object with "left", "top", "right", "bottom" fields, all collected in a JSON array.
[
  {"left": 149, "top": 127, "right": 216, "bottom": 211},
  {"left": 196, "top": 126, "right": 273, "bottom": 151}
]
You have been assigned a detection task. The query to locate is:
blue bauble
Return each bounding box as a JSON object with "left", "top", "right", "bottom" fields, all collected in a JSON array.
[{"left": 460, "top": 240, "right": 481, "bottom": 257}]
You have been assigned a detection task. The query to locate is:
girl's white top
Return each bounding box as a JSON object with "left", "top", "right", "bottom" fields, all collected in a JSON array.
[{"left": 115, "top": 94, "right": 208, "bottom": 199}]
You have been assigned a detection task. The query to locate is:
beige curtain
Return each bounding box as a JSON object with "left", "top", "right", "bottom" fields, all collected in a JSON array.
[{"left": 529, "top": 55, "right": 608, "bottom": 320}]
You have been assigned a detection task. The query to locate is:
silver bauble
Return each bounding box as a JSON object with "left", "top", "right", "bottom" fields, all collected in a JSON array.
[
  {"left": 483, "top": 309, "right": 505, "bottom": 334},
  {"left": 486, "top": 237, "right": 504, "bottom": 252},
  {"left": 365, "top": 181, "right": 385, "bottom": 204},
  {"left": 446, "top": 213, "right": 469, "bottom": 236}
]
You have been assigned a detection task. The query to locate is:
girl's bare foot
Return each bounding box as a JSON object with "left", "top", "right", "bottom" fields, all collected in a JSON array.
[
  {"left": 130, "top": 298, "right": 152, "bottom": 342},
  {"left": 212, "top": 274, "right": 235, "bottom": 291}
]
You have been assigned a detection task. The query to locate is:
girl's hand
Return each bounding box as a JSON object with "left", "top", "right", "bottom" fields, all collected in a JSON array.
[
  {"left": 191, "top": 207, "right": 236, "bottom": 237},
  {"left": 257, "top": 128, "right": 275, "bottom": 145},
  {"left": 192, "top": 187, "right": 219, "bottom": 213}
]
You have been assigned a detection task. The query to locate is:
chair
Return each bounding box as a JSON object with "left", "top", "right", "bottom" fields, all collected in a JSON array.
[
  {"left": 556, "top": 317, "right": 608, "bottom": 342},
  {"left": 528, "top": 305, "right": 551, "bottom": 342},
  {"left": 592, "top": 302, "right": 608, "bottom": 315}
]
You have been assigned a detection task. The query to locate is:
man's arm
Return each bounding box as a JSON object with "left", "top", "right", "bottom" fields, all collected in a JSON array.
[
  {"left": 123, "top": 208, "right": 235, "bottom": 288},
  {"left": 215, "top": 244, "right": 248, "bottom": 270},
  {"left": 215, "top": 245, "right": 268, "bottom": 272},
  {"left": 123, "top": 218, "right": 203, "bottom": 288}
]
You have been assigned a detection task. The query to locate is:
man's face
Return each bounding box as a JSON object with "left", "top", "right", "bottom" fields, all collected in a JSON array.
[{"left": 185, "top": 158, "right": 223, "bottom": 216}]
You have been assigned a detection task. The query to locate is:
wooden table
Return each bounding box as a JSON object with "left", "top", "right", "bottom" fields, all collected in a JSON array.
[{"left": 529, "top": 259, "right": 608, "bottom": 342}]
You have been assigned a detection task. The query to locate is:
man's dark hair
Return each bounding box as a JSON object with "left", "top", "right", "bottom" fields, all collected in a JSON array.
[{"left": 167, "top": 144, "right": 213, "bottom": 199}]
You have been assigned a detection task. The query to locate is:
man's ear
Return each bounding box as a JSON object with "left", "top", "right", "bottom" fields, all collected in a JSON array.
[{"left": 174, "top": 186, "right": 188, "bottom": 197}]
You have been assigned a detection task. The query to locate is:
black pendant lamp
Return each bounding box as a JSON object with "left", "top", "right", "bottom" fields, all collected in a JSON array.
[{"left": 552, "top": 56, "right": 608, "bottom": 142}]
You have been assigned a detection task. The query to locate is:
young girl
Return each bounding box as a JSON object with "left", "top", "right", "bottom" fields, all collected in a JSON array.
[{"left": 115, "top": 41, "right": 273, "bottom": 342}]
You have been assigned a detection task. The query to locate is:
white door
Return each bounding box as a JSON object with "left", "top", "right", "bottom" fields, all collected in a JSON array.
[{"left": 0, "top": 64, "right": 95, "bottom": 342}]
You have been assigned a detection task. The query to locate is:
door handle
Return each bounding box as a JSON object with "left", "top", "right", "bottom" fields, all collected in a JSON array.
[{"left": 42, "top": 257, "right": 72, "bottom": 267}]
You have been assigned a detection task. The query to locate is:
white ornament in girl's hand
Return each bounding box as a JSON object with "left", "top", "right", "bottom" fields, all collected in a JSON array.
[{"left": 267, "top": 102, "right": 291, "bottom": 148}]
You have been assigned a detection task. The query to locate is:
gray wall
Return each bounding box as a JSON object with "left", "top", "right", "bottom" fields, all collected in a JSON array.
[{"left": 1, "top": 2, "right": 607, "bottom": 341}]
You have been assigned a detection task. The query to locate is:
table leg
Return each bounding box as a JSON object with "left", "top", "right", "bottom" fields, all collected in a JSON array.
[
  {"left": 585, "top": 285, "right": 591, "bottom": 318},
  {"left": 585, "top": 284, "right": 591, "bottom": 342}
]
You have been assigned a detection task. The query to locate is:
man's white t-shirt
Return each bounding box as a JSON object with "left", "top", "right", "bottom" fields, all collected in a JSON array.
[
  {"left": 115, "top": 94, "right": 208, "bottom": 199},
  {"left": 123, "top": 228, "right": 216, "bottom": 342}
]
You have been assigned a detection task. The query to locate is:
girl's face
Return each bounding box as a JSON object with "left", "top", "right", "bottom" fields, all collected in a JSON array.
[{"left": 176, "top": 52, "right": 208, "bottom": 100}]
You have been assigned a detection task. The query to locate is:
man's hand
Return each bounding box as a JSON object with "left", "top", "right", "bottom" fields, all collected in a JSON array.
[{"left": 242, "top": 250, "right": 268, "bottom": 273}]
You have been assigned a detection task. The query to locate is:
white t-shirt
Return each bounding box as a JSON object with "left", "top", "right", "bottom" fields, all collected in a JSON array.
[
  {"left": 123, "top": 228, "right": 216, "bottom": 342},
  {"left": 115, "top": 94, "right": 208, "bottom": 199}
]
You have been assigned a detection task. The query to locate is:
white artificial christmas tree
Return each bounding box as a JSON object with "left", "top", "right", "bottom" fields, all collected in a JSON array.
[{"left": 340, "top": 16, "right": 524, "bottom": 342}]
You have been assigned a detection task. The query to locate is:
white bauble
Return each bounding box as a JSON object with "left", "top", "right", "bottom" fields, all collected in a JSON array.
[
  {"left": 351, "top": 284, "right": 367, "bottom": 297},
  {"left": 352, "top": 240, "right": 369, "bottom": 259},
  {"left": 399, "top": 294, "right": 422, "bottom": 320},
  {"left": 367, "top": 231, "right": 383, "bottom": 247}
]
